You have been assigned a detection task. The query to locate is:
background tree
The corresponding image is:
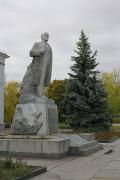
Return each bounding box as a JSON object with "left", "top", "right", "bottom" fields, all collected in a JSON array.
[
  {"left": 45, "top": 79, "right": 67, "bottom": 123},
  {"left": 4, "top": 81, "right": 21, "bottom": 124},
  {"left": 62, "top": 31, "right": 112, "bottom": 131},
  {"left": 101, "top": 70, "right": 120, "bottom": 121}
]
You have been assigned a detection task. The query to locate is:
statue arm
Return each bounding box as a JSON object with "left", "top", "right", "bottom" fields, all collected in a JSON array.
[{"left": 29, "top": 43, "right": 45, "bottom": 57}]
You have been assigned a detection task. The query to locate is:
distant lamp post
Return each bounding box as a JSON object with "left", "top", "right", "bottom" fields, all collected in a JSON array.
[{"left": 0, "top": 51, "right": 9, "bottom": 130}]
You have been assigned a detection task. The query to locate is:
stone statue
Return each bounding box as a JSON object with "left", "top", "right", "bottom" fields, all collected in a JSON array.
[
  {"left": 19, "top": 32, "right": 52, "bottom": 104},
  {"left": 11, "top": 32, "right": 58, "bottom": 135}
]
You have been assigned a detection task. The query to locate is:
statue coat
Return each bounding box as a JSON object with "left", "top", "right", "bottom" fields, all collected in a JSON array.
[{"left": 22, "top": 41, "right": 52, "bottom": 87}]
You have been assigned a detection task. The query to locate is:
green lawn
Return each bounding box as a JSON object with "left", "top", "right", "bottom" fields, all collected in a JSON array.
[
  {"left": 0, "top": 159, "right": 36, "bottom": 180},
  {"left": 112, "top": 124, "right": 120, "bottom": 130}
]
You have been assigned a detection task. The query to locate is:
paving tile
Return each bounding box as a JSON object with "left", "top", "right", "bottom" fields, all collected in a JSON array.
[
  {"left": 113, "top": 146, "right": 120, "bottom": 151},
  {"left": 83, "top": 160, "right": 111, "bottom": 169},
  {"left": 48, "top": 169, "right": 98, "bottom": 180},
  {"left": 73, "top": 169, "right": 99, "bottom": 180},
  {"left": 54, "top": 157, "right": 98, "bottom": 172},
  {"left": 91, "top": 178, "right": 120, "bottom": 180},
  {"left": 92, "top": 158, "right": 112, "bottom": 164},
  {"left": 104, "top": 160, "right": 120, "bottom": 170},
  {"left": 92, "top": 169, "right": 120, "bottom": 178},
  {"left": 100, "top": 151, "right": 120, "bottom": 160},
  {"left": 89, "top": 146, "right": 113, "bottom": 157}
]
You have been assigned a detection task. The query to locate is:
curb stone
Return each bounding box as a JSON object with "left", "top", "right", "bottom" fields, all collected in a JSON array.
[{"left": 16, "top": 166, "right": 47, "bottom": 180}]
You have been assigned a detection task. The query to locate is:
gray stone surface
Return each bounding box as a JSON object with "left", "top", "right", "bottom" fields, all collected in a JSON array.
[
  {"left": 80, "top": 133, "right": 95, "bottom": 141},
  {"left": 59, "top": 134, "right": 103, "bottom": 156},
  {"left": 19, "top": 32, "right": 52, "bottom": 104},
  {"left": 12, "top": 96, "right": 58, "bottom": 135},
  {"left": 11, "top": 104, "right": 43, "bottom": 135},
  {"left": 59, "top": 134, "right": 88, "bottom": 145},
  {"left": 75, "top": 144, "right": 103, "bottom": 156},
  {"left": 12, "top": 33, "right": 58, "bottom": 135},
  {"left": 0, "top": 51, "right": 9, "bottom": 127},
  {"left": 1, "top": 139, "right": 120, "bottom": 179},
  {"left": 0, "top": 137, "right": 70, "bottom": 159},
  {"left": 9, "top": 139, "right": 119, "bottom": 180}
]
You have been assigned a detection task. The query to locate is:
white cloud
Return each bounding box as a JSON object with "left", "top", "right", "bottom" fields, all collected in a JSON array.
[{"left": 0, "top": 0, "right": 120, "bottom": 82}]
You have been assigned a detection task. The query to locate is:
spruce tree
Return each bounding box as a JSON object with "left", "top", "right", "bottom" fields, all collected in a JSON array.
[{"left": 62, "top": 31, "right": 112, "bottom": 131}]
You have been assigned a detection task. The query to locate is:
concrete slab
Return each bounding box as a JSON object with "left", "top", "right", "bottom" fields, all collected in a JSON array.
[
  {"left": 92, "top": 178, "right": 120, "bottom": 180},
  {"left": 59, "top": 134, "right": 88, "bottom": 145},
  {"left": 92, "top": 169, "right": 120, "bottom": 179},
  {"left": 79, "top": 133, "right": 95, "bottom": 141},
  {"left": 60, "top": 134, "right": 103, "bottom": 156},
  {"left": 0, "top": 137, "right": 70, "bottom": 159},
  {"left": 104, "top": 160, "right": 120, "bottom": 169}
]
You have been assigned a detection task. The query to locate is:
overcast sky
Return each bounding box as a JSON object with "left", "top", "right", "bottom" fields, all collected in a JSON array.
[{"left": 0, "top": 0, "right": 120, "bottom": 82}]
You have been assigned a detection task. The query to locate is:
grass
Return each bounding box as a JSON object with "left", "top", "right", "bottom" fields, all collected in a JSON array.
[
  {"left": 112, "top": 124, "right": 120, "bottom": 130},
  {"left": 59, "top": 123, "right": 70, "bottom": 129},
  {"left": 0, "top": 158, "right": 36, "bottom": 180},
  {"left": 112, "top": 118, "right": 120, "bottom": 123}
]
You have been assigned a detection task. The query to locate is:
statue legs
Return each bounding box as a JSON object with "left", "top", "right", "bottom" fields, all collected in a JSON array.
[
  {"left": 19, "top": 84, "right": 38, "bottom": 104},
  {"left": 19, "top": 58, "right": 52, "bottom": 103}
]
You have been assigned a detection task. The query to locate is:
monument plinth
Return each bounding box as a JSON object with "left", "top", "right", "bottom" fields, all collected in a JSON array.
[
  {"left": 12, "top": 96, "right": 58, "bottom": 135},
  {"left": 0, "top": 51, "right": 9, "bottom": 130}
]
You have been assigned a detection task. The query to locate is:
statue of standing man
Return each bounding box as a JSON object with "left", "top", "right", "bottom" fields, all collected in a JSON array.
[
  {"left": 19, "top": 32, "right": 52, "bottom": 104},
  {"left": 12, "top": 32, "right": 58, "bottom": 135}
]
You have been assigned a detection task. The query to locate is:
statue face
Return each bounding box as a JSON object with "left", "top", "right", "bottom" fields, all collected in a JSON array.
[{"left": 41, "top": 32, "right": 49, "bottom": 42}]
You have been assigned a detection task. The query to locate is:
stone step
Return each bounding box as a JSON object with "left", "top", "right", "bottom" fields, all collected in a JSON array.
[
  {"left": 59, "top": 134, "right": 103, "bottom": 156},
  {"left": 79, "top": 144, "right": 103, "bottom": 156},
  {"left": 71, "top": 140, "right": 98, "bottom": 150},
  {"left": 69, "top": 143, "right": 103, "bottom": 156}
]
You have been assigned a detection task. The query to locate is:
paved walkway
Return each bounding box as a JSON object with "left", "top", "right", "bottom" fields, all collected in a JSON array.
[
  {"left": 20, "top": 139, "right": 120, "bottom": 180},
  {"left": 0, "top": 140, "right": 118, "bottom": 179}
]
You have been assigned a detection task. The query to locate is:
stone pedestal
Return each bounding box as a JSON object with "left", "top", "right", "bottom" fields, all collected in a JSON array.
[
  {"left": 0, "top": 51, "right": 9, "bottom": 129},
  {"left": 11, "top": 96, "right": 58, "bottom": 135},
  {"left": 0, "top": 136, "right": 70, "bottom": 159}
]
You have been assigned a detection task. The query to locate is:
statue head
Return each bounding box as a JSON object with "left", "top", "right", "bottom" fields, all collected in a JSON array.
[{"left": 41, "top": 32, "right": 49, "bottom": 42}]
